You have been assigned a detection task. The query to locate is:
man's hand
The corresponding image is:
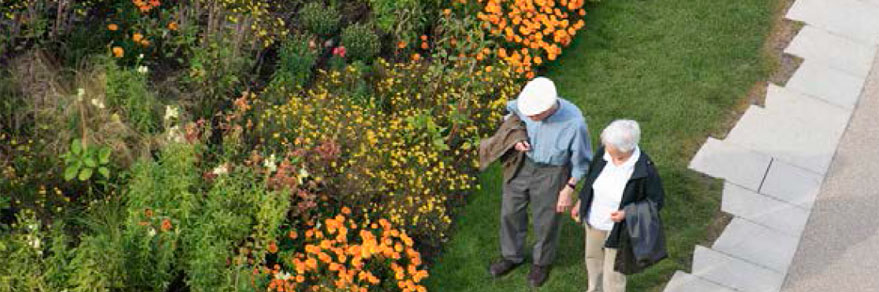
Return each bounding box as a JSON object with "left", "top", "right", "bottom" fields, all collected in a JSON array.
[
  {"left": 556, "top": 186, "right": 574, "bottom": 213},
  {"left": 610, "top": 210, "right": 626, "bottom": 222},
  {"left": 514, "top": 141, "right": 531, "bottom": 152},
  {"left": 571, "top": 200, "right": 581, "bottom": 222}
]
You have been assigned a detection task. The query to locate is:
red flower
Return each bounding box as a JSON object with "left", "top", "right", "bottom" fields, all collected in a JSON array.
[
  {"left": 333, "top": 46, "right": 346, "bottom": 58},
  {"left": 161, "top": 219, "right": 172, "bottom": 232}
]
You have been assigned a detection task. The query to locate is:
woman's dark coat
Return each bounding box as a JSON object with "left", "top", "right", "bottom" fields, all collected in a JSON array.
[{"left": 577, "top": 146, "right": 666, "bottom": 273}]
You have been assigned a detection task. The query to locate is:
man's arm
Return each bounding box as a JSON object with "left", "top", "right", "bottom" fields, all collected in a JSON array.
[{"left": 569, "top": 121, "right": 593, "bottom": 185}]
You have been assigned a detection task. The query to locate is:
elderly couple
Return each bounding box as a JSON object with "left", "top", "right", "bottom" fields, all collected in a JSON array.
[{"left": 480, "top": 77, "right": 667, "bottom": 290}]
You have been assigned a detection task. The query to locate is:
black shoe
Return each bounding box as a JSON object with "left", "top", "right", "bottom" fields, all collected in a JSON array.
[
  {"left": 527, "top": 264, "right": 550, "bottom": 287},
  {"left": 489, "top": 259, "right": 521, "bottom": 278}
]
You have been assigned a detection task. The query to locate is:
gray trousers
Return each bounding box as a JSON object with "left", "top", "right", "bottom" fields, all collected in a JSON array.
[{"left": 500, "top": 157, "right": 570, "bottom": 266}]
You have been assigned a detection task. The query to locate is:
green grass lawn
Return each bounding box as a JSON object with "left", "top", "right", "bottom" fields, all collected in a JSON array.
[{"left": 425, "top": 0, "right": 779, "bottom": 291}]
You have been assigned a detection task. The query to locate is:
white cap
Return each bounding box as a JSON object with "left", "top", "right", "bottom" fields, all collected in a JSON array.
[{"left": 517, "top": 77, "right": 558, "bottom": 116}]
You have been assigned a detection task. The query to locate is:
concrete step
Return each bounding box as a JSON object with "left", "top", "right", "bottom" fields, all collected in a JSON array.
[
  {"left": 725, "top": 84, "right": 851, "bottom": 175},
  {"left": 712, "top": 218, "right": 800, "bottom": 273},
  {"left": 692, "top": 246, "right": 785, "bottom": 292},
  {"left": 663, "top": 271, "right": 737, "bottom": 292},
  {"left": 721, "top": 183, "right": 809, "bottom": 237}
]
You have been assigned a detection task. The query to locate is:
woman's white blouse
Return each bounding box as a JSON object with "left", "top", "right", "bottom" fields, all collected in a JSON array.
[{"left": 588, "top": 147, "right": 641, "bottom": 231}]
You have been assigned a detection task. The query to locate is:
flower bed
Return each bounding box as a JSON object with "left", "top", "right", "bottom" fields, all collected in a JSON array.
[{"left": 0, "top": 0, "right": 589, "bottom": 290}]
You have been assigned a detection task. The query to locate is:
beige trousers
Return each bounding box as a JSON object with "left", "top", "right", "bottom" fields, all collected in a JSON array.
[{"left": 585, "top": 223, "right": 626, "bottom": 292}]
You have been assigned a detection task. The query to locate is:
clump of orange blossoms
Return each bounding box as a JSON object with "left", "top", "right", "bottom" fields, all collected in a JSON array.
[
  {"left": 476, "top": 0, "right": 587, "bottom": 78},
  {"left": 264, "top": 208, "right": 429, "bottom": 292}
]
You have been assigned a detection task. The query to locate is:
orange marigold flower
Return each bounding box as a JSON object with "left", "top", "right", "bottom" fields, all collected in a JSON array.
[
  {"left": 268, "top": 241, "right": 278, "bottom": 254},
  {"left": 397, "top": 41, "right": 407, "bottom": 49},
  {"left": 132, "top": 33, "right": 143, "bottom": 42},
  {"left": 342, "top": 207, "right": 351, "bottom": 215},
  {"left": 141, "top": 39, "right": 150, "bottom": 47},
  {"left": 289, "top": 230, "right": 298, "bottom": 239},
  {"left": 420, "top": 35, "right": 427, "bottom": 41},
  {"left": 420, "top": 42, "right": 429, "bottom": 49},
  {"left": 108, "top": 23, "right": 118, "bottom": 31},
  {"left": 160, "top": 218, "right": 172, "bottom": 231},
  {"left": 144, "top": 208, "right": 153, "bottom": 218},
  {"left": 443, "top": 9, "right": 452, "bottom": 16},
  {"left": 411, "top": 53, "right": 421, "bottom": 61},
  {"left": 112, "top": 46, "right": 124, "bottom": 58},
  {"left": 526, "top": 71, "right": 536, "bottom": 79},
  {"left": 485, "top": 66, "right": 493, "bottom": 72},
  {"left": 168, "top": 21, "right": 178, "bottom": 31}
]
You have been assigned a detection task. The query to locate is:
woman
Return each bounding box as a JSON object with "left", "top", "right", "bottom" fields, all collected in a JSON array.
[{"left": 571, "top": 119, "right": 665, "bottom": 292}]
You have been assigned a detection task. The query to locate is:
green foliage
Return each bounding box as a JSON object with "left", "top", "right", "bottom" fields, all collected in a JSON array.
[
  {"left": 185, "top": 39, "right": 254, "bottom": 118},
  {"left": 61, "top": 139, "right": 112, "bottom": 182},
  {"left": 299, "top": 2, "right": 341, "bottom": 37},
  {"left": 184, "top": 167, "right": 277, "bottom": 292},
  {"left": 121, "top": 142, "right": 201, "bottom": 289},
  {"left": 369, "top": 0, "right": 428, "bottom": 45},
  {"left": 67, "top": 200, "right": 128, "bottom": 292},
  {"left": 105, "top": 61, "right": 160, "bottom": 134},
  {"left": 272, "top": 34, "right": 318, "bottom": 89},
  {"left": 341, "top": 23, "right": 381, "bottom": 62}
]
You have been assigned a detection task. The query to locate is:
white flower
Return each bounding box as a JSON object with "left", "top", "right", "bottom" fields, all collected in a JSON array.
[
  {"left": 90, "top": 98, "right": 105, "bottom": 109},
  {"left": 297, "top": 167, "right": 309, "bottom": 184},
  {"left": 137, "top": 65, "right": 149, "bottom": 74},
  {"left": 148, "top": 227, "right": 156, "bottom": 238},
  {"left": 264, "top": 154, "right": 277, "bottom": 173},
  {"left": 138, "top": 54, "right": 144, "bottom": 59},
  {"left": 167, "top": 125, "right": 185, "bottom": 143},
  {"left": 28, "top": 235, "right": 41, "bottom": 250},
  {"left": 275, "top": 271, "right": 292, "bottom": 280},
  {"left": 164, "top": 105, "right": 179, "bottom": 121},
  {"left": 76, "top": 88, "right": 85, "bottom": 101},
  {"left": 212, "top": 164, "right": 229, "bottom": 175}
]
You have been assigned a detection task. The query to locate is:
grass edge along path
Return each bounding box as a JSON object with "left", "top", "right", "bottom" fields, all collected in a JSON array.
[{"left": 425, "top": 0, "right": 780, "bottom": 291}]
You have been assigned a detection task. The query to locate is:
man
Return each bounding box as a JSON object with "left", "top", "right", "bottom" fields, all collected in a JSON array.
[{"left": 490, "top": 77, "right": 593, "bottom": 287}]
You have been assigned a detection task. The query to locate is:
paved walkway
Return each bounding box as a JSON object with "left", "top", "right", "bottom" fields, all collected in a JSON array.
[
  {"left": 781, "top": 40, "right": 879, "bottom": 292},
  {"left": 664, "top": 0, "right": 879, "bottom": 291}
]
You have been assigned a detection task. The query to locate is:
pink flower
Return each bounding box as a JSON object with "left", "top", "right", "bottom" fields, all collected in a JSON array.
[{"left": 333, "top": 46, "right": 346, "bottom": 58}]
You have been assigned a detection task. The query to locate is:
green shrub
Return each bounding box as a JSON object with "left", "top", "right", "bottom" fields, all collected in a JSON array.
[
  {"left": 299, "top": 2, "right": 340, "bottom": 37},
  {"left": 105, "top": 62, "right": 159, "bottom": 134},
  {"left": 341, "top": 23, "right": 381, "bottom": 62},
  {"left": 369, "top": 0, "right": 428, "bottom": 44},
  {"left": 272, "top": 34, "right": 318, "bottom": 89}
]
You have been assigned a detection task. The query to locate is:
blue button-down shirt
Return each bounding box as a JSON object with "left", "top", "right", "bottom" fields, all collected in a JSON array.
[{"left": 506, "top": 98, "right": 593, "bottom": 180}]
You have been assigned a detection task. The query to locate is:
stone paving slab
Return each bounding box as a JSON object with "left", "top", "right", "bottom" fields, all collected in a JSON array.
[
  {"left": 692, "top": 245, "right": 785, "bottom": 292},
  {"left": 664, "top": 271, "right": 737, "bottom": 292},
  {"left": 712, "top": 218, "right": 800, "bottom": 273},
  {"left": 786, "top": 0, "right": 879, "bottom": 45},
  {"left": 689, "top": 138, "right": 772, "bottom": 191},
  {"left": 759, "top": 159, "right": 823, "bottom": 210},
  {"left": 785, "top": 25, "right": 878, "bottom": 78},
  {"left": 785, "top": 60, "right": 866, "bottom": 110},
  {"left": 722, "top": 183, "right": 809, "bottom": 236},
  {"left": 725, "top": 85, "right": 851, "bottom": 174}
]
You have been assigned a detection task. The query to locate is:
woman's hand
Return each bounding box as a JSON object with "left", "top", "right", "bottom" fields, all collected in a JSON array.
[
  {"left": 571, "top": 200, "right": 581, "bottom": 222},
  {"left": 610, "top": 210, "right": 626, "bottom": 222}
]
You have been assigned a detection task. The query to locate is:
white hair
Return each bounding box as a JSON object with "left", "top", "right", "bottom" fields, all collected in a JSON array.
[{"left": 600, "top": 119, "right": 641, "bottom": 153}]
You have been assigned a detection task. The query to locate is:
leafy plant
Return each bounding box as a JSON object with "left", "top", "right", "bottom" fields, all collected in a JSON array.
[
  {"left": 369, "top": 0, "right": 428, "bottom": 45},
  {"left": 341, "top": 23, "right": 381, "bottom": 62},
  {"left": 105, "top": 61, "right": 160, "bottom": 134},
  {"left": 272, "top": 34, "right": 318, "bottom": 89},
  {"left": 299, "top": 2, "right": 340, "bottom": 37},
  {"left": 61, "top": 139, "right": 112, "bottom": 182}
]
